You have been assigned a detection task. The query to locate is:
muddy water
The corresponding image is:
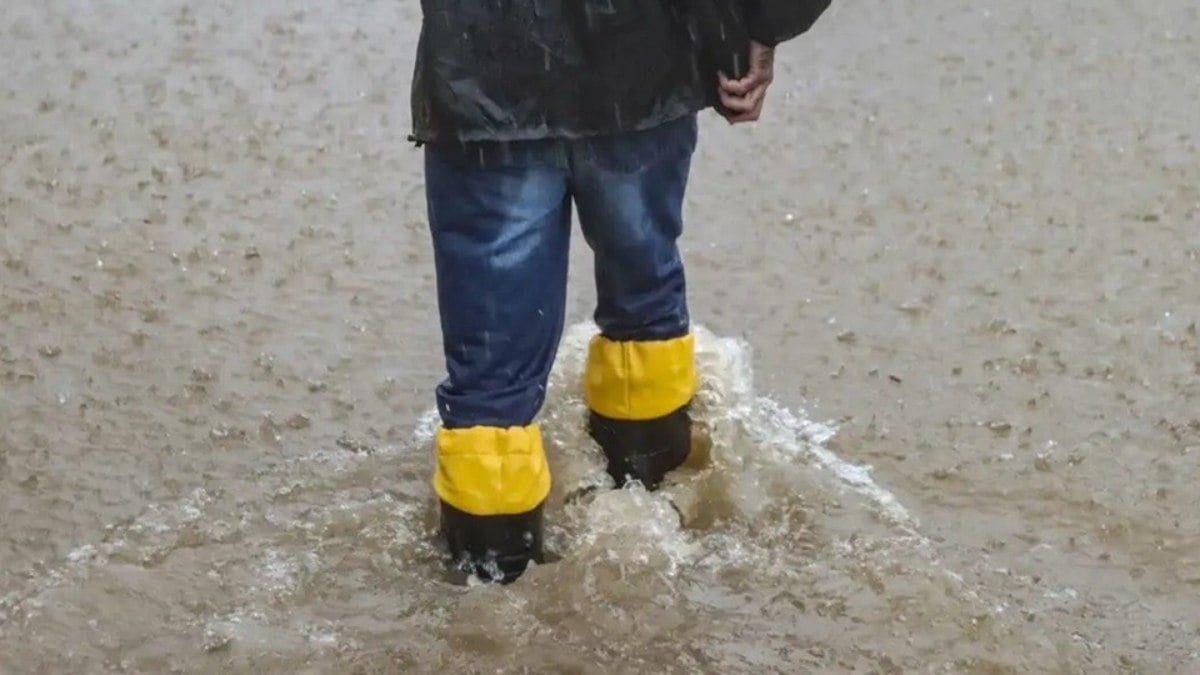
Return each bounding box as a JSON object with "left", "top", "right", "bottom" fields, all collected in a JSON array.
[{"left": 2, "top": 0, "right": 1199, "bottom": 672}]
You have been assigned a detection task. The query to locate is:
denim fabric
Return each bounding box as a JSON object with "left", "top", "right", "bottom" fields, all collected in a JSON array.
[{"left": 424, "top": 114, "right": 698, "bottom": 429}]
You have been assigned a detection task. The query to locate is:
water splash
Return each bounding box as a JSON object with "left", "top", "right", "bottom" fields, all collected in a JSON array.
[{"left": 2, "top": 321, "right": 1023, "bottom": 670}]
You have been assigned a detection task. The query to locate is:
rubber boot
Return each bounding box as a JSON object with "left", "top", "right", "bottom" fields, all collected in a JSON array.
[
  {"left": 434, "top": 424, "right": 551, "bottom": 584},
  {"left": 588, "top": 405, "right": 693, "bottom": 490},
  {"left": 442, "top": 501, "right": 544, "bottom": 583},
  {"left": 584, "top": 333, "right": 697, "bottom": 491}
]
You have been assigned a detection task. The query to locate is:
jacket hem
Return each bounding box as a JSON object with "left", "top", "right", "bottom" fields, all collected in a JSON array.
[{"left": 409, "top": 102, "right": 711, "bottom": 146}]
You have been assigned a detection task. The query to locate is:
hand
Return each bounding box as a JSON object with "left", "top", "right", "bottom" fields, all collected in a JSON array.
[{"left": 717, "top": 41, "right": 775, "bottom": 124}]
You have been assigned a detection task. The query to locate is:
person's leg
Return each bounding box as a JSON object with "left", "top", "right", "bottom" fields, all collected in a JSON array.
[
  {"left": 569, "top": 114, "right": 699, "bottom": 490},
  {"left": 424, "top": 140, "right": 571, "bottom": 583}
]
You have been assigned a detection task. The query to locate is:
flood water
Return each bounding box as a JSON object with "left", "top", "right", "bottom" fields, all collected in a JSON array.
[{"left": 2, "top": 0, "right": 1199, "bottom": 673}]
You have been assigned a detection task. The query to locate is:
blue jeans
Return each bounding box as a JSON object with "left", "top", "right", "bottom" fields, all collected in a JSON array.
[{"left": 425, "top": 114, "right": 698, "bottom": 430}]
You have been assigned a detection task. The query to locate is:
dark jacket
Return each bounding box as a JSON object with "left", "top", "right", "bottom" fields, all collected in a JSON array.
[{"left": 410, "top": 0, "right": 832, "bottom": 143}]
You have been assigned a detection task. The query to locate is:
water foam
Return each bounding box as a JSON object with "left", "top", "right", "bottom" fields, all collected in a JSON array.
[{"left": 549, "top": 322, "right": 918, "bottom": 530}]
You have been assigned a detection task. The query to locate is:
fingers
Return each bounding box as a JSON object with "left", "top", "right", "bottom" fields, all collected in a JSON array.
[
  {"left": 717, "top": 44, "right": 775, "bottom": 125},
  {"left": 719, "top": 70, "right": 769, "bottom": 97},
  {"left": 720, "top": 86, "right": 768, "bottom": 124},
  {"left": 718, "top": 71, "right": 755, "bottom": 97},
  {"left": 718, "top": 86, "right": 755, "bottom": 114},
  {"left": 719, "top": 44, "right": 775, "bottom": 98},
  {"left": 742, "top": 84, "right": 767, "bottom": 111},
  {"left": 718, "top": 68, "right": 771, "bottom": 114}
]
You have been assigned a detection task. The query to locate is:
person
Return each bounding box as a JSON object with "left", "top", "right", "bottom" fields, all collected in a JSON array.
[{"left": 410, "top": 0, "right": 833, "bottom": 583}]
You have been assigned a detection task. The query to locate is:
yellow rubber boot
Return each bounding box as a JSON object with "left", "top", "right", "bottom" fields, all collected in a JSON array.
[
  {"left": 434, "top": 424, "right": 551, "bottom": 583},
  {"left": 583, "top": 333, "right": 697, "bottom": 490}
]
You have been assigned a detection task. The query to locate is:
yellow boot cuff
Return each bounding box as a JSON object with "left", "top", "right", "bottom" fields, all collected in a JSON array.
[
  {"left": 434, "top": 424, "right": 552, "bottom": 516},
  {"left": 584, "top": 333, "right": 697, "bottom": 421}
]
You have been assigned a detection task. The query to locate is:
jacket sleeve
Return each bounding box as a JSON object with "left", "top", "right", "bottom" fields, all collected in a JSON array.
[{"left": 740, "top": 0, "right": 832, "bottom": 47}]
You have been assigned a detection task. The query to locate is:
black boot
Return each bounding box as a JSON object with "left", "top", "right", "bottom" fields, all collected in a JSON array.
[
  {"left": 588, "top": 404, "right": 693, "bottom": 491},
  {"left": 441, "top": 501, "right": 544, "bottom": 584}
]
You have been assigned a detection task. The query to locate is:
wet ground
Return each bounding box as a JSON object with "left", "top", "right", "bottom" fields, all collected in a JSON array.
[{"left": 2, "top": 0, "right": 1199, "bottom": 672}]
